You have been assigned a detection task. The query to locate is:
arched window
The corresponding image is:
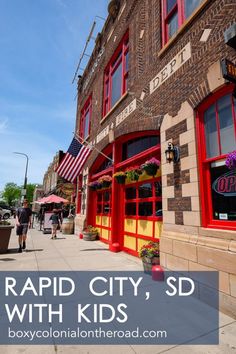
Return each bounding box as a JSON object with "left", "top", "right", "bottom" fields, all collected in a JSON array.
[{"left": 197, "top": 85, "right": 236, "bottom": 230}]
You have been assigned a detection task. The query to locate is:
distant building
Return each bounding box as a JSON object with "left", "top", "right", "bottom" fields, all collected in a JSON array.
[{"left": 43, "top": 150, "right": 75, "bottom": 202}]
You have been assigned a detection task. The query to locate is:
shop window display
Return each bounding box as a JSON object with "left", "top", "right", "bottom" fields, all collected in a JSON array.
[{"left": 197, "top": 86, "right": 236, "bottom": 230}]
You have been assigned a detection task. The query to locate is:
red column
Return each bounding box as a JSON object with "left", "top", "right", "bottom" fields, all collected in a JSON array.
[{"left": 109, "top": 141, "right": 122, "bottom": 252}]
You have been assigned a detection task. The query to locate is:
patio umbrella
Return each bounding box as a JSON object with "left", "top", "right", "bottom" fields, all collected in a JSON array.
[{"left": 36, "top": 194, "right": 69, "bottom": 204}]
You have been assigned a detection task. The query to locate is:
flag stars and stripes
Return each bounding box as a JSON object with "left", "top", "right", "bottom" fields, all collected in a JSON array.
[{"left": 56, "top": 137, "right": 91, "bottom": 182}]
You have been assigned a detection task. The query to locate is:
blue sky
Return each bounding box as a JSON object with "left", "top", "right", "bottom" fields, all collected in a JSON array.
[{"left": 0, "top": 0, "right": 108, "bottom": 192}]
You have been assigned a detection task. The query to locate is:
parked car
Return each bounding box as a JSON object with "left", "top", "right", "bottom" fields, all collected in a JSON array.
[
  {"left": 0, "top": 207, "right": 11, "bottom": 220},
  {"left": 0, "top": 202, "right": 15, "bottom": 216}
]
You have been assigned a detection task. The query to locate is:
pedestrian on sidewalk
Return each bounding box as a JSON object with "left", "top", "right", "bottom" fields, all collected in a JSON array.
[
  {"left": 49, "top": 209, "right": 61, "bottom": 239},
  {"left": 16, "top": 199, "right": 32, "bottom": 253}
]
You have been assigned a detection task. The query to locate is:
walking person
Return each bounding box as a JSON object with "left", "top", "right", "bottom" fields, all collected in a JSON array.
[
  {"left": 49, "top": 209, "right": 61, "bottom": 239},
  {"left": 16, "top": 199, "right": 32, "bottom": 253}
]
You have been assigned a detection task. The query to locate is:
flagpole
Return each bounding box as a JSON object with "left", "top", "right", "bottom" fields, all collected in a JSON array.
[{"left": 75, "top": 133, "right": 113, "bottom": 164}]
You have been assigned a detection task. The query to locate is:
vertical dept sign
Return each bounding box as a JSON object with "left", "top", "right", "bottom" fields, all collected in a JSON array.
[{"left": 149, "top": 42, "right": 191, "bottom": 94}]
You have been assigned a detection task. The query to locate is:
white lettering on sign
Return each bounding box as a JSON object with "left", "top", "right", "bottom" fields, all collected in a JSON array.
[
  {"left": 94, "top": 100, "right": 137, "bottom": 144},
  {"left": 96, "top": 126, "right": 110, "bottom": 144},
  {"left": 150, "top": 42, "right": 191, "bottom": 94},
  {"left": 82, "top": 46, "right": 105, "bottom": 93},
  {"left": 115, "top": 99, "right": 137, "bottom": 127}
]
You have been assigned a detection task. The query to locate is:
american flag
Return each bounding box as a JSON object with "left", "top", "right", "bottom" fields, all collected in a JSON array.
[{"left": 56, "top": 137, "right": 91, "bottom": 182}]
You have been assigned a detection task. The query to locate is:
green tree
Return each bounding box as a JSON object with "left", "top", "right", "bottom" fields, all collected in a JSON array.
[
  {"left": 25, "top": 184, "right": 37, "bottom": 204},
  {"left": 2, "top": 183, "right": 21, "bottom": 206}
]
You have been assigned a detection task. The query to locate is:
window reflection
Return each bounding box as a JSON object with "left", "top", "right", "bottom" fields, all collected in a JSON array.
[
  {"left": 155, "top": 181, "right": 162, "bottom": 196},
  {"left": 104, "top": 191, "right": 110, "bottom": 202},
  {"left": 138, "top": 183, "right": 152, "bottom": 198},
  {"left": 155, "top": 202, "right": 162, "bottom": 217},
  {"left": 139, "top": 202, "right": 153, "bottom": 216},
  {"left": 122, "top": 136, "right": 159, "bottom": 160},
  {"left": 126, "top": 187, "right": 136, "bottom": 200},
  {"left": 125, "top": 203, "right": 136, "bottom": 216}
]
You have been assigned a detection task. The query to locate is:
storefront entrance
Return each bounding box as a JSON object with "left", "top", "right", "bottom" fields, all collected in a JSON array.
[{"left": 88, "top": 131, "right": 162, "bottom": 256}]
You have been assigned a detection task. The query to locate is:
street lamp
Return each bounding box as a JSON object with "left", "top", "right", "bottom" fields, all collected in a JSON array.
[{"left": 13, "top": 152, "right": 29, "bottom": 191}]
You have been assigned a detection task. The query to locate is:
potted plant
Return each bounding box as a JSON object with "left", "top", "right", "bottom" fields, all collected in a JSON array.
[
  {"left": 225, "top": 150, "right": 236, "bottom": 170},
  {"left": 0, "top": 220, "right": 14, "bottom": 253},
  {"left": 141, "top": 157, "right": 160, "bottom": 177},
  {"left": 125, "top": 166, "right": 142, "bottom": 182},
  {"left": 82, "top": 225, "right": 99, "bottom": 241},
  {"left": 139, "top": 241, "right": 160, "bottom": 274},
  {"left": 88, "top": 181, "right": 102, "bottom": 191},
  {"left": 98, "top": 175, "right": 112, "bottom": 188},
  {"left": 113, "top": 171, "right": 126, "bottom": 184}
]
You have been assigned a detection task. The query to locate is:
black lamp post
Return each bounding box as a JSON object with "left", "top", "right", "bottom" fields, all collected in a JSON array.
[{"left": 13, "top": 152, "right": 29, "bottom": 192}]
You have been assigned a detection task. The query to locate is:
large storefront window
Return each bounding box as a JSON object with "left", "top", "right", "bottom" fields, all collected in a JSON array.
[
  {"left": 125, "top": 181, "right": 162, "bottom": 218},
  {"left": 197, "top": 86, "right": 236, "bottom": 230}
]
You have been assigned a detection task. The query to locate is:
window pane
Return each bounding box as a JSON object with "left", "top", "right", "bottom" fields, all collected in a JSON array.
[
  {"left": 95, "top": 154, "right": 113, "bottom": 173},
  {"left": 184, "top": 0, "right": 202, "bottom": 18},
  {"left": 112, "top": 51, "right": 122, "bottom": 68},
  {"left": 97, "top": 204, "right": 102, "bottom": 214},
  {"left": 204, "top": 105, "right": 219, "bottom": 158},
  {"left": 167, "top": 0, "right": 176, "bottom": 13},
  {"left": 138, "top": 202, "right": 153, "bottom": 216},
  {"left": 167, "top": 12, "right": 178, "bottom": 39},
  {"left": 103, "top": 203, "right": 110, "bottom": 214},
  {"left": 138, "top": 183, "right": 152, "bottom": 198},
  {"left": 218, "top": 95, "right": 235, "bottom": 155},
  {"left": 122, "top": 136, "right": 159, "bottom": 160},
  {"left": 104, "top": 191, "right": 110, "bottom": 202},
  {"left": 111, "top": 61, "right": 122, "bottom": 107},
  {"left": 126, "top": 187, "right": 136, "bottom": 200},
  {"left": 155, "top": 181, "right": 162, "bottom": 197},
  {"left": 125, "top": 203, "right": 136, "bottom": 216},
  {"left": 155, "top": 202, "right": 163, "bottom": 217},
  {"left": 97, "top": 193, "right": 102, "bottom": 202},
  {"left": 210, "top": 164, "right": 236, "bottom": 221},
  {"left": 84, "top": 110, "right": 90, "bottom": 138}
]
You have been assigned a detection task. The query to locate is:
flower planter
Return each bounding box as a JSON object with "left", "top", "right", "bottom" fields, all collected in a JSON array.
[
  {"left": 143, "top": 164, "right": 159, "bottom": 176},
  {"left": 142, "top": 256, "right": 160, "bottom": 274},
  {"left": 82, "top": 232, "right": 97, "bottom": 241},
  {"left": 0, "top": 225, "right": 14, "bottom": 253},
  {"left": 115, "top": 175, "right": 126, "bottom": 184},
  {"left": 102, "top": 181, "right": 112, "bottom": 188}
]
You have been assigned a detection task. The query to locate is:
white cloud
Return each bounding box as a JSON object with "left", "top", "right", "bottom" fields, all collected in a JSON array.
[{"left": 0, "top": 117, "right": 8, "bottom": 134}]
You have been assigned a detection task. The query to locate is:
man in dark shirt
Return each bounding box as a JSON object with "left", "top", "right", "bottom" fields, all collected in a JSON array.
[{"left": 16, "top": 199, "right": 32, "bottom": 253}]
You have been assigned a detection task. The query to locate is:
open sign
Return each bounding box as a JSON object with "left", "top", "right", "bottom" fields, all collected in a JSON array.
[{"left": 212, "top": 170, "right": 236, "bottom": 196}]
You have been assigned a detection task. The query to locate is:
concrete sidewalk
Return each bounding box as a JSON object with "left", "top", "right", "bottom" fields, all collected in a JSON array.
[{"left": 1, "top": 222, "right": 236, "bottom": 354}]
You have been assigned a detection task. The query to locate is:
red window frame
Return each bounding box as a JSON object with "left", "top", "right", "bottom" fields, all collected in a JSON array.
[
  {"left": 124, "top": 179, "right": 162, "bottom": 222},
  {"left": 103, "top": 31, "right": 129, "bottom": 117},
  {"left": 197, "top": 85, "right": 236, "bottom": 230},
  {"left": 96, "top": 189, "right": 112, "bottom": 217},
  {"left": 80, "top": 95, "right": 92, "bottom": 139},
  {"left": 161, "top": 0, "right": 203, "bottom": 45}
]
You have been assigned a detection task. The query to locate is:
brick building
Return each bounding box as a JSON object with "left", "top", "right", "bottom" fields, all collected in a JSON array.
[{"left": 72, "top": 0, "right": 236, "bottom": 316}]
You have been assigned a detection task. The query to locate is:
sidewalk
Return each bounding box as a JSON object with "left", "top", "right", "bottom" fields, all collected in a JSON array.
[{"left": 1, "top": 222, "right": 236, "bottom": 353}]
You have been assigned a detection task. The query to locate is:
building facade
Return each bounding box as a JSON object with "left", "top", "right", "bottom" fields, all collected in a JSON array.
[{"left": 74, "top": 0, "right": 236, "bottom": 317}]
